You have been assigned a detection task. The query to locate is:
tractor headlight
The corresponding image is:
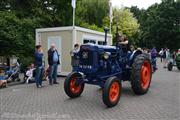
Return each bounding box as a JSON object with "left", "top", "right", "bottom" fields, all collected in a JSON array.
[{"left": 103, "top": 52, "right": 110, "bottom": 59}]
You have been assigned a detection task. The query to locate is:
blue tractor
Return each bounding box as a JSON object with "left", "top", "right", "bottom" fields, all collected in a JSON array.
[{"left": 64, "top": 28, "right": 155, "bottom": 107}]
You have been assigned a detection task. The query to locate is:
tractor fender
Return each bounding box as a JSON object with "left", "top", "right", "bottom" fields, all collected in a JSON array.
[
  {"left": 130, "top": 50, "right": 143, "bottom": 61},
  {"left": 68, "top": 72, "right": 85, "bottom": 79},
  {"left": 78, "top": 72, "right": 84, "bottom": 76}
]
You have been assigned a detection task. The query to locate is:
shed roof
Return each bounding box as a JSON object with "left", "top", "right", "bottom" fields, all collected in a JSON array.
[{"left": 36, "top": 26, "right": 112, "bottom": 37}]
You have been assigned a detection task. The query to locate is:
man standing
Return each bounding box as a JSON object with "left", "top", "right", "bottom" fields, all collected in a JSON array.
[
  {"left": 48, "top": 44, "right": 60, "bottom": 85},
  {"left": 159, "top": 48, "right": 164, "bottom": 63},
  {"left": 162, "top": 48, "right": 167, "bottom": 68},
  {"left": 70, "top": 44, "right": 80, "bottom": 71},
  {"left": 34, "top": 45, "right": 43, "bottom": 88},
  {"left": 151, "top": 47, "right": 158, "bottom": 70}
]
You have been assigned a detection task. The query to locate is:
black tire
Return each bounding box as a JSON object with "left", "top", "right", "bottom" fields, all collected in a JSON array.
[
  {"left": 167, "top": 62, "right": 173, "bottom": 71},
  {"left": 177, "top": 66, "right": 180, "bottom": 71},
  {"left": 143, "top": 53, "right": 151, "bottom": 59},
  {"left": 17, "top": 78, "right": 21, "bottom": 82},
  {"left": 64, "top": 72, "right": 84, "bottom": 98},
  {"left": 102, "top": 77, "right": 121, "bottom": 107},
  {"left": 131, "top": 54, "right": 152, "bottom": 95}
]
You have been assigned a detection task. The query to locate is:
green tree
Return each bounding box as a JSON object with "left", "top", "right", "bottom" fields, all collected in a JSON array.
[
  {"left": 75, "top": 0, "right": 109, "bottom": 31},
  {"left": 77, "top": 0, "right": 109, "bottom": 27},
  {"left": 0, "top": 11, "right": 38, "bottom": 67},
  {"left": 137, "top": 0, "right": 180, "bottom": 49},
  {"left": 0, "top": 0, "right": 110, "bottom": 67},
  {"left": 129, "top": 0, "right": 180, "bottom": 50},
  {"left": 112, "top": 8, "right": 140, "bottom": 45}
]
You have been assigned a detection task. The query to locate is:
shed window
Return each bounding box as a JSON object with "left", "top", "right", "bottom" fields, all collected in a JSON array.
[
  {"left": 98, "top": 41, "right": 105, "bottom": 45},
  {"left": 83, "top": 39, "right": 96, "bottom": 44}
]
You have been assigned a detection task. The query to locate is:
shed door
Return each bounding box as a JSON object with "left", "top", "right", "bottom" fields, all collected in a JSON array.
[{"left": 48, "top": 36, "right": 61, "bottom": 73}]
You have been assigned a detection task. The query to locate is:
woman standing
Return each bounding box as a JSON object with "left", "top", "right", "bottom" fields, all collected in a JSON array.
[
  {"left": 34, "top": 45, "right": 44, "bottom": 88},
  {"left": 162, "top": 48, "right": 167, "bottom": 68}
]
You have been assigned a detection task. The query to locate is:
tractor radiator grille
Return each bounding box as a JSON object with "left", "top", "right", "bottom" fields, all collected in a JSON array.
[{"left": 79, "top": 51, "right": 93, "bottom": 65}]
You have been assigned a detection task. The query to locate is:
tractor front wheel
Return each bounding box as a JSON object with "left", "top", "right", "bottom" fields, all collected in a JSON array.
[
  {"left": 102, "top": 77, "right": 121, "bottom": 107},
  {"left": 64, "top": 72, "right": 84, "bottom": 98}
]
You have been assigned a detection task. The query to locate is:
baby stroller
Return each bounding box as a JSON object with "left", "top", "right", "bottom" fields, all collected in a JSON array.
[
  {"left": 43, "top": 66, "right": 49, "bottom": 81},
  {"left": 6, "top": 62, "right": 21, "bottom": 82}
]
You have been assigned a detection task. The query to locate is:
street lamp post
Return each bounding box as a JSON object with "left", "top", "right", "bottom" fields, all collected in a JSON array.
[{"left": 104, "top": 27, "right": 109, "bottom": 45}]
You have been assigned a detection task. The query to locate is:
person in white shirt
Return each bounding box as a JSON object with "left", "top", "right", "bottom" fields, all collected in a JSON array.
[
  {"left": 159, "top": 48, "right": 164, "bottom": 63},
  {"left": 26, "top": 63, "right": 35, "bottom": 83}
]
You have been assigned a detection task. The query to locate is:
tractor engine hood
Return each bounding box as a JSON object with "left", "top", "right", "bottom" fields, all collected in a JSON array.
[
  {"left": 80, "top": 43, "right": 116, "bottom": 53},
  {"left": 78, "top": 44, "right": 116, "bottom": 74}
]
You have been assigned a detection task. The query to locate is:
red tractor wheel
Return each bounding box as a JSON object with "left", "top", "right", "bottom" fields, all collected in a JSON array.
[
  {"left": 102, "top": 77, "right": 121, "bottom": 107},
  {"left": 131, "top": 54, "right": 152, "bottom": 95},
  {"left": 141, "top": 60, "right": 151, "bottom": 90},
  {"left": 64, "top": 72, "right": 84, "bottom": 98}
]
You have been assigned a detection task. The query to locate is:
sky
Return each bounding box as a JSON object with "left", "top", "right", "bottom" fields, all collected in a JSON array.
[{"left": 111, "top": 0, "right": 162, "bottom": 9}]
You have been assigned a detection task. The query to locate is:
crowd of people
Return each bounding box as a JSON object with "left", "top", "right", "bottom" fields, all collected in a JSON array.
[
  {"left": 23, "top": 43, "right": 81, "bottom": 88},
  {"left": 159, "top": 48, "right": 180, "bottom": 68},
  {"left": 0, "top": 60, "right": 21, "bottom": 87}
]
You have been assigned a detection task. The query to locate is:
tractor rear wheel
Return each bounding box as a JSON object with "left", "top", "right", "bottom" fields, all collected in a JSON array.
[
  {"left": 167, "top": 62, "right": 173, "bottom": 71},
  {"left": 177, "top": 66, "right": 180, "bottom": 71},
  {"left": 102, "top": 77, "right": 121, "bottom": 107},
  {"left": 131, "top": 54, "right": 152, "bottom": 95},
  {"left": 64, "top": 72, "right": 84, "bottom": 98},
  {"left": 176, "top": 62, "right": 180, "bottom": 70}
]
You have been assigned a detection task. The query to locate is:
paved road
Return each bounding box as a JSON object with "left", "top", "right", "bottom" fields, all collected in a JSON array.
[{"left": 0, "top": 60, "right": 179, "bottom": 120}]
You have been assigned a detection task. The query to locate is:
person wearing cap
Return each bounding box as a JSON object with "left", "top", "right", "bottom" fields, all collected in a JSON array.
[{"left": 118, "top": 34, "right": 129, "bottom": 53}]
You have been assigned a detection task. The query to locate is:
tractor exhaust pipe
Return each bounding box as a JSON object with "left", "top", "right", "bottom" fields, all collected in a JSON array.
[
  {"left": 116, "top": 26, "right": 119, "bottom": 46},
  {"left": 104, "top": 27, "right": 109, "bottom": 45}
]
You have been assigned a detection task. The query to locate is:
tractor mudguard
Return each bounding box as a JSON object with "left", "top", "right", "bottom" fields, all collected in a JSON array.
[{"left": 130, "top": 50, "right": 143, "bottom": 62}]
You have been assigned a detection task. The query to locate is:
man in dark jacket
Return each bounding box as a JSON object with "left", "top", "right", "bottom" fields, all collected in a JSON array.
[
  {"left": 34, "top": 45, "right": 43, "bottom": 88},
  {"left": 48, "top": 44, "right": 60, "bottom": 85}
]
